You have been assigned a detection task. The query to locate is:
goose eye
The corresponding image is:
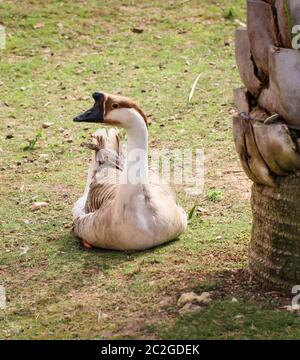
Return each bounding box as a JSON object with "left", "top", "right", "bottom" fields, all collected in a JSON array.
[{"left": 112, "top": 103, "right": 119, "bottom": 109}]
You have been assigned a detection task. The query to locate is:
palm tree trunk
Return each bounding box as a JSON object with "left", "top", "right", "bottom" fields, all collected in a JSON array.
[
  {"left": 250, "top": 175, "right": 300, "bottom": 291},
  {"left": 233, "top": 0, "right": 300, "bottom": 291}
]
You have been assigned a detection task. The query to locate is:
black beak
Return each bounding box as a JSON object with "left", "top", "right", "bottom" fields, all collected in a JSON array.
[{"left": 73, "top": 92, "right": 105, "bottom": 123}]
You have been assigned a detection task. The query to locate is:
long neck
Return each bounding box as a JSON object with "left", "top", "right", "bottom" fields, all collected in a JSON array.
[{"left": 122, "top": 110, "right": 148, "bottom": 185}]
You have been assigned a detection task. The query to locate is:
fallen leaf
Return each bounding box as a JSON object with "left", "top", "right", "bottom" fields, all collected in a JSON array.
[
  {"left": 24, "top": 219, "right": 33, "bottom": 225},
  {"left": 20, "top": 245, "right": 29, "bottom": 255},
  {"left": 235, "top": 19, "right": 246, "bottom": 27},
  {"left": 97, "top": 310, "right": 109, "bottom": 322},
  {"left": 42, "top": 122, "right": 53, "bottom": 129},
  {"left": 188, "top": 73, "right": 202, "bottom": 102},
  {"left": 234, "top": 314, "right": 244, "bottom": 320},
  {"left": 33, "top": 22, "right": 45, "bottom": 29},
  {"left": 30, "top": 201, "right": 48, "bottom": 211},
  {"left": 132, "top": 27, "right": 144, "bottom": 34}
]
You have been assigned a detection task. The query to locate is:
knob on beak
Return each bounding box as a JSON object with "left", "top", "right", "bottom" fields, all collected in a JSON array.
[{"left": 92, "top": 92, "right": 103, "bottom": 102}]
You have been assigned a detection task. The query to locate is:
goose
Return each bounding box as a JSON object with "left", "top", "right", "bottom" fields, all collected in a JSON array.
[{"left": 72, "top": 92, "right": 187, "bottom": 250}]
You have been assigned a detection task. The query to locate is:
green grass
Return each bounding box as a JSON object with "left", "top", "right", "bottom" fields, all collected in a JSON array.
[{"left": 0, "top": 0, "right": 298, "bottom": 339}]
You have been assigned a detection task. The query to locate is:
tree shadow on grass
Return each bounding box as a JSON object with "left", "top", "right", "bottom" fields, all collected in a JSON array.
[
  {"left": 175, "top": 268, "right": 292, "bottom": 307},
  {"left": 149, "top": 268, "right": 298, "bottom": 340}
]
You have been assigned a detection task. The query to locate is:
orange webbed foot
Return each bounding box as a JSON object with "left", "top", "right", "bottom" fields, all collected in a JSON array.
[{"left": 82, "top": 239, "right": 93, "bottom": 249}]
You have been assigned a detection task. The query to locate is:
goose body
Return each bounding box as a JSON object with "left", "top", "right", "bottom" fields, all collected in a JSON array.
[{"left": 72, "top": 93, "right": 187, "bottom": 250}]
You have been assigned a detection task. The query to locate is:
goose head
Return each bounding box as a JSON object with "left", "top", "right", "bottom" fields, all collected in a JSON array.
[{"left": 73, "top": 92, "right": 147, "bottom": 129}]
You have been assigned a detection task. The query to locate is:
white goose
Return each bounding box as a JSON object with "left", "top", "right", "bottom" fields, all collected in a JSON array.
[{"left": 72, "top": 92, "right": 187, "bottom": 250}]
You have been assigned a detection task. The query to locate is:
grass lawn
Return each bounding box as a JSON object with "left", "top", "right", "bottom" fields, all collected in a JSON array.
[{"left": 0, "top": 0, "right": 299, "bottom": 339}]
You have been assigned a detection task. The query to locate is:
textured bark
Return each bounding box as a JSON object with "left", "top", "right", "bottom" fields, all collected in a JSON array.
[
  {"left": 233, "top": 0, "right": 300, "bottom": 291},
  {"left": 233, "top": 87, "right": 252, "bottom": 115},
  {"left": 233, "top": 114, "right": 276, "bottom": 187},
  {"left": 235, "top": 28, "right": 262, "bottom": 97},
  {"left": 253, "top": 120, "right": 300, "bottom": 175},
  {"left": 247, "top": 0, "right": 279, "bottom": 77},
  {"left": 269, "top": 46, "right": 300, "bottom": 130},
  {"left": 250, "top": 175, "right": 300, "bottom": 291},
  {"left": 257, "top": 87, "right": 276, "bottom": 113},
  {"left": 276, "top": 0, "right": 292, "bottom": 48}
]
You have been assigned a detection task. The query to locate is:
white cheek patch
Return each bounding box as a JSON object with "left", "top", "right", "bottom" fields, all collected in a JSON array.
[{"left": 105, "top": 108, "right": 131, "bottom": 125}]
